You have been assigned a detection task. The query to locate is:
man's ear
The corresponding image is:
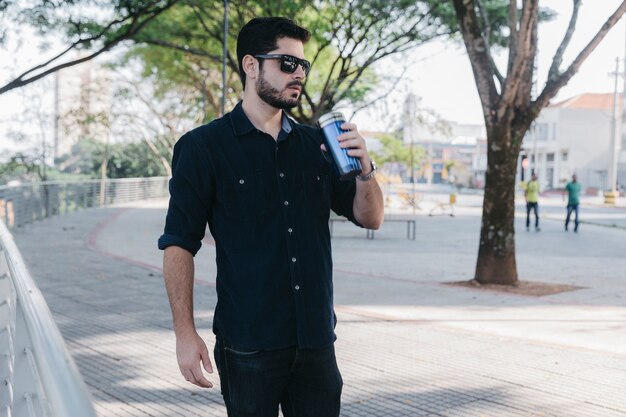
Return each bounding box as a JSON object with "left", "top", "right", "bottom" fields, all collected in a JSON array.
[{"left": 242, "top": 55, "right": 258, "bottom": 81}]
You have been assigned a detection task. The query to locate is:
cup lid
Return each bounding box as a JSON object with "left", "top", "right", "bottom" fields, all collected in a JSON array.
[{"left": 317, "top": 111, "right": 346, "bottom": 128}]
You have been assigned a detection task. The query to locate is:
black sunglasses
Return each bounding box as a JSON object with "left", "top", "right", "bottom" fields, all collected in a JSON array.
[{"left": 254, "top": 54, "right": 311, "bottom": 76}]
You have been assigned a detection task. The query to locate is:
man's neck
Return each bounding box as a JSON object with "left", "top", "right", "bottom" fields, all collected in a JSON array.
[{"left": 241, "top": 95, "right": 283, "bottom": 140}]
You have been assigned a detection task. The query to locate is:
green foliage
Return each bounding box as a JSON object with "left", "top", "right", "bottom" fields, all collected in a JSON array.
[
  {"left": 102, "top": 141, "right": 167, "bottom": 178},
  {"left": 0, "top": 153, "right": 90, "bottom": 185},
  {"left": 0, "top": 0, "right": 181, "bottom": 95},
  {"left": 0, "top": 154, "right": 38, "bottom": 185},
  {"left": 369, "top": 134, "right": 426, "bottom": 167},
  {"left": 56, "top": 138, "right": 167, "bottom": 179},
  {"left": 122, "top": 0, "right": 475, "bottom": 123}
]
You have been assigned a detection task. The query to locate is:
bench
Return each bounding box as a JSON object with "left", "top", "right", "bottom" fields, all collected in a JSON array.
[{"left": 329, "top": 217, "right": 416, "bottom": 240}]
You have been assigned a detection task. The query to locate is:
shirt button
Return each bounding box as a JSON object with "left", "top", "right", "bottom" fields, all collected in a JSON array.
[
  {"left": 288, "top": 228, "right": 293, "bottom": 233},
  {"left": 295, "top": 285, "right": 300, "bottom": 291},
  {"left": 239, "top": 179, "right": 245, "bottom": 184},
  {"left": 284, "top": 201, "right": 289, "bottom": 206},
  {"left": 279, "top": 172, "right": 285, "bottom": 178},
  {"left": 291, "top": 257, "right": 297, "bottom": 263}
]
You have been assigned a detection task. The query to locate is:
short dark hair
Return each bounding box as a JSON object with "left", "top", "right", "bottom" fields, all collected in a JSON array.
[{"left": 236, "top": 17, "right": 311, "bottom": 89}]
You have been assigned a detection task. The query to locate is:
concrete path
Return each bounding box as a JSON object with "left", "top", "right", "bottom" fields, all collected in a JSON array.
[{"left": 11, "top": 195, "right": 626, "bottom": 417}]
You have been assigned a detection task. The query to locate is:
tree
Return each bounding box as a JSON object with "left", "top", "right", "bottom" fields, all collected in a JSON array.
[
  {"left": 0, "top": 0, "right": 181, "bottom": 95},
  {"left": 2, "top": 78, "right": 55, "bottom": 182},
  {"left": 56, "top": 138, "right": 168, "bottom": 178},
  {"left": 98, "top": 141, "right": 168, "bottom": 178},
  {"left": 370, "top": 134, "right": 426, "bottom": 168},
  {"left": 107, "top": 75, "right": 200, "bottom": 177},
  {"left": 452, "top": 0, "right": 626, "bottom": 285},
  {"left": 127, "top": 0, "right": 481, "bottom": 124}
]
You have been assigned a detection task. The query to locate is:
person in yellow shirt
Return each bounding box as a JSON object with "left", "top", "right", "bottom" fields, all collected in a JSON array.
[{"left": 524, "top": 173, "right": 540, "bottom": 231}]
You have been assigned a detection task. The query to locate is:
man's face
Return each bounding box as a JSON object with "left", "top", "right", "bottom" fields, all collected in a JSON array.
[
  {"left": 255, "top": 37, "right": 307, "bottom": 109},
  {"left": 531, "top": 174, "right": 537, "bottom": 181},
  {"left": 572, "top": 175, "right": 577, "bottom": 182}
]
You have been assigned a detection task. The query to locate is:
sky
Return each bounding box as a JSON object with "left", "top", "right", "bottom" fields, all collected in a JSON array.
[
  {"left": 353, "top": 0, "right": 626, "bottom": 129},
  {"left": 2, "top": 1, "right": 626, "bottom": 153}
]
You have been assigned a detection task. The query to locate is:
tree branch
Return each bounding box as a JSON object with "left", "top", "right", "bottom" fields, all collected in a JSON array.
[
  {"left": 476, "top": 0, "right": 504, "bottom": 85},
  {"left": 499, "top": 0, "right": 538, "bottom": 117},
  {"left": 533, "top": 1, "right": 626, "bottom": 112},
  {"left": 0, "top": 0, "right": 180, "bottom": 95},
  {"left": 452, "top": 0, "right": 498, "bottom": 120},
  {"left": 547, "top": 0, "right": 582, "bottom": 81},
  {"left": 349, "top": 65, "right": 412, "bottom": 120},
  {"left": 138, "top": 39, "right": 222, "bottom": 60}
]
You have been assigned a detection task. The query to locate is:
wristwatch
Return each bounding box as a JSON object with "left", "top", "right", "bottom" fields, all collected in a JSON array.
[{"left": 357, "top": 159, "right": 377, "bottom": 181}]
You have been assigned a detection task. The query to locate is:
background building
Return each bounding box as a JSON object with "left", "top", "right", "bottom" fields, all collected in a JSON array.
[
  {"left": 520, "top": 93, "right": 625, "bottom": 192},
  {"left": 54, "top": 59, "right": 112, "bottom": 162},
  {"left": 411, "top": 122, "right": 487, "bottom": 187}
]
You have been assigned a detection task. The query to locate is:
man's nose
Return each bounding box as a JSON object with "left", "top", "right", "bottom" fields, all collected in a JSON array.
[{"left": 293, "top": 65, "right": 306, "bottom": 79}]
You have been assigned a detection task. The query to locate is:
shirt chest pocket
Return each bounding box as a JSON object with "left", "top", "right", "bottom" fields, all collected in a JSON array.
[
  {"left": 303, "top": 171, "right": 330, "bottom": 216},
  {"left": 221, "top": 172, "right": 278, "bottom": 221}
]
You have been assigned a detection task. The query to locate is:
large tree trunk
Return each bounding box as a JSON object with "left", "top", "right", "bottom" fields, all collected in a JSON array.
[
  {"left": 453, "top": 0, "right": 626, "bottom": 285},
  {"left": 475, "top": 124, "right": 520, "bottom": 285}
]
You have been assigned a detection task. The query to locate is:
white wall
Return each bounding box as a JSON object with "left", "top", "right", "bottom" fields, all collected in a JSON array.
[{"left": 522, "top": 105, "right": 619, "bottom": 190}]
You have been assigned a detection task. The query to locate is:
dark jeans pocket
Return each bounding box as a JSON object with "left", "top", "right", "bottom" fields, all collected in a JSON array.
[
  {"left": 224, "top": 346, "right": 261, "bottom": 356},
  {"left": 218, "top": 343, "right": 295, "bottom": 416}
]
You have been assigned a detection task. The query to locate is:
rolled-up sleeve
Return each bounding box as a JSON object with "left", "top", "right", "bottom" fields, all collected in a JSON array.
[
  {"left": 330, "top": 171, "right": 361, "bottom": 227},
  {"left": 158, "top": 132, "right": 214, "bottom": 256}
]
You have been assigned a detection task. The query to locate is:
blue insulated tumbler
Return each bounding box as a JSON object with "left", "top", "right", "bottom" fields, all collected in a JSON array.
[{"left": 317, "top": 111, "right": 362, "bottom": 180}]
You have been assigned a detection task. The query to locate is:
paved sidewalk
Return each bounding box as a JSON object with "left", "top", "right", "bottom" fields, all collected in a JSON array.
[{"left": 11, "top": 197, "right": 626, "bottom": 417}]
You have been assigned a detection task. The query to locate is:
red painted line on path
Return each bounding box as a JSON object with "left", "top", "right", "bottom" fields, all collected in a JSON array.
[{"left": 86, "top": 208, "right": 215, "bottom": 287}]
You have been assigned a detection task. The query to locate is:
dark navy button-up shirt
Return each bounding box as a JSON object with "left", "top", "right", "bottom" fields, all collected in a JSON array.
[{"left": 158, "top": 102, "right": 360, "bottom": 351}]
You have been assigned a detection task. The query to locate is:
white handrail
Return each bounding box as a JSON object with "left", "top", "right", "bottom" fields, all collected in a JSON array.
[{"left": 0, "top": 219, "right": 96, "bottom": 417}]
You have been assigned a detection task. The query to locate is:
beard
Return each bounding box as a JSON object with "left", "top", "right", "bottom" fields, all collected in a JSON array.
[{"left": 256, "top": 70, "right": 301, "bottom": 109}]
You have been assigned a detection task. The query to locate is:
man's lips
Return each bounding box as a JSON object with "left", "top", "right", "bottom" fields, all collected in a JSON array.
[{"left": 287, "top": 83, "right": 302, "bottom": 92}]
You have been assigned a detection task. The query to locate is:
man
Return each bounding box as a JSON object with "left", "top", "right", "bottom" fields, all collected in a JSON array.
[
  {"left": 524, "top": 173, "right": 540, "bottom": 231},
  {"left": 158, "top": 17, "right": 384, "bottom": 417},
  {"left": 565, "top": 174, "right": 581, "bottom": 232}
]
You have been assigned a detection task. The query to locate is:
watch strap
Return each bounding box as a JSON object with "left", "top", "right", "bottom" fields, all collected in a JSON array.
[{"left": 357, "top": 160, "right": 377, "bottom": 181}]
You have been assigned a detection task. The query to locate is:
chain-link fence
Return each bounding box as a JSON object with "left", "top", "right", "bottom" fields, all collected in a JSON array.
[{"left": 0, "top": 177, "right": 169, "bottom": 229}]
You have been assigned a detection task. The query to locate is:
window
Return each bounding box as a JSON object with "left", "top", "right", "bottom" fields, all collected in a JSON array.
[
  {"left": 546, "top": 153, "right": 555, "bottom": 162},
  {"left": 546, "top": 167, "right": 554, "bottom": 189},
  {"left": 535, "top": 123, "right": 549, "bottom": 141},
  {"left": 561, "top": 151, "right": 568, "bottom": 162}
]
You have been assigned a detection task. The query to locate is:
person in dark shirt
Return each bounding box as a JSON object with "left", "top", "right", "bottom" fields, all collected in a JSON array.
[
  {"left": 158, "top": 16, "right": 384, "bottom": 417},
  {"left": 564, "top": 174, "right": 581, "bottom": 232}
]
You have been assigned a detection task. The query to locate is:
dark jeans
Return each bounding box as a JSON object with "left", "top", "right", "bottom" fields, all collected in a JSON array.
[
  {"left": 566, "top": 203, "right": 579, "bottom": 230},
  {"left": 526, "top": 202, "right": 539, "bottom": 228},
  {"left": 214, "top": 337, "right": 343, "bottom": 417}
]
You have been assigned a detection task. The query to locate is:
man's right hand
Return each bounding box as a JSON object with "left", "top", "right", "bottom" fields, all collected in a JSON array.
[{"left": 176, "top": 331, "right": 214, "bottom": 388}]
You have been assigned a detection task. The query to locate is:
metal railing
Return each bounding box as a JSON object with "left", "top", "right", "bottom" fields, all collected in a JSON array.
[
  {"left": 0, "top": 177, "right": 170, "bottom": 229},
  {"left": 0, "top": 176, "right": 170, "bottom": 415},
  {"left": 0, "top": 218, "right": 97, "bottom": 417}
]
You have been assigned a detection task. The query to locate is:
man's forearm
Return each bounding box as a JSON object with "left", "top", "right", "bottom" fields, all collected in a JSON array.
[
  {"left": 163, "top": 246, "right": 197, "bottom": 336},
  {"left": 353, "top": 179, "right": 384, "bottom": 229}
]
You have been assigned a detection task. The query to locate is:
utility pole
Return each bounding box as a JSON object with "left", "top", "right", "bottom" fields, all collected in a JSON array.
[
  {"left": 221, "top": 0, "right": 229, "bottom": 117},
  {"left": 605, "top": 57, "right": 621, "bottom": 205},
  {"left": 621, "top": 17, "right": 626, "bottom": 195}
]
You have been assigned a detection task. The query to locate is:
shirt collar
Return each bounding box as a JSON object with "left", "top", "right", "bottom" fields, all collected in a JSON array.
[{"left": 230, "top": 101, "right": 294, "bottom": 139}]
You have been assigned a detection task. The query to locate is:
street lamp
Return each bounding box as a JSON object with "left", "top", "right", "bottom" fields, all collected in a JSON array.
[
  {"left": 221, "top": 0, "right": 229, "bottom": 117},
  {"left": 605, "top": 57, "right": 621, "bottom": 204}
]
